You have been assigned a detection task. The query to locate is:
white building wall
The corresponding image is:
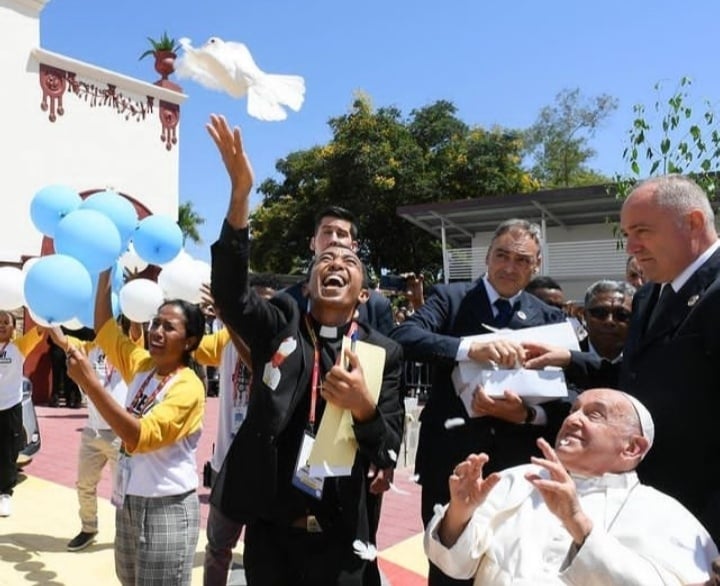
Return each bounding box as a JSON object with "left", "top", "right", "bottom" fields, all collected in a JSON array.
[{"left": 0, "top": 0, "right": 185, "bottom": 264}]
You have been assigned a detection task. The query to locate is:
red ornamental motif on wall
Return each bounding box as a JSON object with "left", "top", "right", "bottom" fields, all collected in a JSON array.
[{"left": 37, "top": 63, "right": 182, "bottom": 151}]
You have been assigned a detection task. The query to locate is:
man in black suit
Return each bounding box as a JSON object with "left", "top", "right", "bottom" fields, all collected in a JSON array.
[
  {"left": 207, "top": 114, "right": 404, "bottom": 586},
  {"left": 279, "top": 206, "right": 397, "bottom": 581},
  {"left": 529, "top": 174, "right": 720, "bottom": 547},
  {"left": 614, "top": 174, "right": 720, "bottom": 545},
  {"left": 284, "top": 205, "right": 395, "bottom": 337},
  {"left": 390, "top": 219, "right": 566, "bottom": 586}
]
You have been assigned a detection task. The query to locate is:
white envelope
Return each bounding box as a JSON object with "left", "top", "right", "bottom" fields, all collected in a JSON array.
[
  {"left": 456, "top": 367, "right": 568, "bottom": 418},
  {"left": 455, "top": 321, "right": 579, "bottom": 386}
]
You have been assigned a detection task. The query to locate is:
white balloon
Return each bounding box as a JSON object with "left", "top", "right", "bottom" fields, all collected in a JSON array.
[
  {"left": 119, "top": 279, "right": 165, "bottom": 323},
  {"left": 160, "top": 248, "right": 192, "bottom": 268},
  {"left": 193, "top": 260, "right": 211, "bottom": 286},
  {"left": 119, "top": 242, "right": 148, "bottom": 274},
  {"left": 0, "top": 266, "right": 25, "bottom": 310},
  {"left": 158, "top": 256, "right": 211, "bottom": 304},
  {"left": 61, "top": 317, "right": 86, "bottom": 331}
]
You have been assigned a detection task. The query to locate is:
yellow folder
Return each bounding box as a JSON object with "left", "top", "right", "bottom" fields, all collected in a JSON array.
[{"left": 307, "top": 336, "right": 386, "bottom": 477}]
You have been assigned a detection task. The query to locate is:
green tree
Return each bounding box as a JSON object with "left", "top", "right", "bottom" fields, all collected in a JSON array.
[
  {"left": 177, "top": 201, "right": 205, "bottom": 245},
  {"left": 524, "top": 88, "right": 618, "bottom": 188},
  {"left": 250, "top": 96, "right": 537, "bottom": 278},
  {"left": 615, "top": 77, "right": 720, "bottom": 199}
]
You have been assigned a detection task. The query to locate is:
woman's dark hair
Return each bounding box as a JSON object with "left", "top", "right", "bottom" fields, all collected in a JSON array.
[
  {"left": 159, "top": 299, "right": 206, "bottom": 365},
  {"left": 0, "top": 311, "right": 17, "bottom": 327}
]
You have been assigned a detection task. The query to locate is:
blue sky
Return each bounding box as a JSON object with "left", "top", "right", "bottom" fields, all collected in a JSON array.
[{"left": 40, "top": 0, "right": 720, "bottom": 262}]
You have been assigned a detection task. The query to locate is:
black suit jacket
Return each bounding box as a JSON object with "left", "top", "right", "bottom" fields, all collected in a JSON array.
[
  {"left": 564, "top": 338, "right": 622, "bottom": 390},
  {"left": 617, "top": 248, "right": 720, "bottom": 542},
  {"left": 389, "top": 278, "right": 566, "bottom": 501},
  {"left": 209, "top": 223, "right": 404, "bottom": 541}
]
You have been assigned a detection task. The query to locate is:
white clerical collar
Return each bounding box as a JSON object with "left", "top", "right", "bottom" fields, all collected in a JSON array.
[
  {"left": 571, "top": 471, "right": 639, "bottom": 493},
  {"left": 318, "top": 325, "right": 339, "bottom": 339}
]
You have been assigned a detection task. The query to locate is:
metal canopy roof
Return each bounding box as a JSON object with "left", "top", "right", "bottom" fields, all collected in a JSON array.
[{"left": 396, "top": 184, "right": 622, "bottom": 247}]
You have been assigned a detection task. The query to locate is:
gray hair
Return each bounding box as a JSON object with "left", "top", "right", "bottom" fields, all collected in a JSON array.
[
  {"left": 633, "top": 174, "right": 714, "bottom": 227},
  {"left": 490, "top": 219, "right": 543, "bottom": 250},
  {"left": 583, "top": 279, "right": 636, "bottom": 307}
]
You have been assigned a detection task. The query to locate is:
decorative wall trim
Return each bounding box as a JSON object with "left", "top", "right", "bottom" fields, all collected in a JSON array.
[
  {"left": 39, "top": 64, "right": 152, "bottom": 123},
  {"left": 33, "top": 48, "right": 186, "bottom": 152}
]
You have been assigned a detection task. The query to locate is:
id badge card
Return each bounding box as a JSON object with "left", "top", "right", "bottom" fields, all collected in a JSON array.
[
  {"left": 291, "top": 432, "right": 324, "bottom": 500},
  {"left": 111, "top": 453, "right": 131, "bottom": 509}
]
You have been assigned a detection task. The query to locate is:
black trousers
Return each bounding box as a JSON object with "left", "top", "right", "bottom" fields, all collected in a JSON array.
[
  {"left": 243, "top": 519, "right": 374, "bottom": 586},
  {"left": 0, "top": 402, "right": 23, "bottom": 495},
  {"left": 50, "top": 345, "right": 81, "bottom": 406}
]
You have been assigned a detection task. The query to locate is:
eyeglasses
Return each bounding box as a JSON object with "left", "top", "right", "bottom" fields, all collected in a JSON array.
[{"left": 586, "top": 306, "right": 632, "bottom": 323}]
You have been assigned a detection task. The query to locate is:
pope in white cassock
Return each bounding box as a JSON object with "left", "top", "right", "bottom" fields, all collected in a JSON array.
[
  {"left": 175, "top": 37, "right": 305, "bottom": 122},
  {"left": 425, "top": 388, "right": 718, "bottom": 585}
]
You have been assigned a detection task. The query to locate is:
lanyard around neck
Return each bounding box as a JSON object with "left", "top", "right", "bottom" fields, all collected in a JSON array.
[
  {"left": 127, "top": 368, "right": 177, "bottom": 417},
  {"left": 232, "top": 356, "right": 251, "bottom": 402},
  {"left": 304, "top": 315, "right": 358, "bottom": 426}
]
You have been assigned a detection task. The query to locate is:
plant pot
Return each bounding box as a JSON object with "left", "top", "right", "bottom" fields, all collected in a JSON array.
[{"left": 154, "top": 51, "right": 177, "bottom": 80}]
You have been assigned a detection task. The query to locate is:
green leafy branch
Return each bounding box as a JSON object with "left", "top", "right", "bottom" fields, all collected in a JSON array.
[{"left": 614, "top": 77, "right": 720, "bottom": 201}]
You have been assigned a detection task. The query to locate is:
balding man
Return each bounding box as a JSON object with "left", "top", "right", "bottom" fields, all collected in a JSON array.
[
  {"left": 425, "top": 388, "right": 718, "bottom": 584},
  {"left": 528, "top": 174, "right": 720, "bottom": 546}
]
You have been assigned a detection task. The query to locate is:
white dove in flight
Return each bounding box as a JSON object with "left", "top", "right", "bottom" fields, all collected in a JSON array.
[{"left": 175, "top": 37, "right": 306, "bottom": 122}]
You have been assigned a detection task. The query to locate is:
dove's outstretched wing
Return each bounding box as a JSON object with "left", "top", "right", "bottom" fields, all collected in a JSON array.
[
  {"left": 247, "top": 73, "right": 305, "bottom": 121},
  {"left": 175, "top": 36, "right": 305, "bottom": 122}
]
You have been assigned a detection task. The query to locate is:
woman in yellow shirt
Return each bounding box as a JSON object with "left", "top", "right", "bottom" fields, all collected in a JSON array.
[{"left": 66, "top": 271, "right": 206, "bottom": 586}]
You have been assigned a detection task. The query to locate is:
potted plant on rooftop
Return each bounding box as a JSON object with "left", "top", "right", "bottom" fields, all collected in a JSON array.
[{"left": 140, "top": 32, "right": 180, "bottom": 80}]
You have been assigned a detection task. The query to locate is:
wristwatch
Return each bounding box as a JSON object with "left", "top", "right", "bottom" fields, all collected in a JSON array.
[{"left": 524, "top": 404, "right": 537, "bottom": 425}]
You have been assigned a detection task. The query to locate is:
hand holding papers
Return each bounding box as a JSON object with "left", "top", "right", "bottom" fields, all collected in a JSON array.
[
  {"left": 453, "top": 322, "right": 579, "bottom": 418},
  {"left": 307, "top": 336, "right": 386, "bottom": 477}
]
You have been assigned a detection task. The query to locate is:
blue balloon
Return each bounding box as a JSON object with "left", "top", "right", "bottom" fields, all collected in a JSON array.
[
  {"left": 54, "top": 209, "right": 122, "bottom": 273},
  {"left": 77, "top": 273, "right": 98, "bottom": 329},
  {"left": 30, "top": 185, "right": 82, "bottom": 238},
  {"left": 80, "top": 191, "right": 138, "bottom": 248},
  {"left": 111, "top": 260, "right": 126, "bottom": 292},
  {"left": 24, "top": 255, "right": 93, "bottom": 324},
  {"left": 132, "top": 215, "right": 183, "bottom": 266},
  {"left": 76, "top": 273, "right": 121, "bottom": 328}
]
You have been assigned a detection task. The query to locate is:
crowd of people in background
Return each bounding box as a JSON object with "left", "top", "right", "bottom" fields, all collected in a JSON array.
[{"left": 6, "top": 114, "right": 720, "bottom": 586}]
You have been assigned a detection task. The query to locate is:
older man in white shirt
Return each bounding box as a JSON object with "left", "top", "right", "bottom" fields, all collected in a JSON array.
[{"left": 425, "top": 388, "right": 717, "bottom": 585}]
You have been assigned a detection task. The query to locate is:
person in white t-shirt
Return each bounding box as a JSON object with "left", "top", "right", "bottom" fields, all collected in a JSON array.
[{"left": 0, "top": 310, "right": 48, "bottom": 517}]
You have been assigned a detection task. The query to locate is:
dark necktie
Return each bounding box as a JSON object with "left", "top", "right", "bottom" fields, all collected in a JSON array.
[
  {"left": 648, "top": 284, "right": 675, "bottom": 330},
  {"left": 493, "top": 298, "right": 513, "bottom": 328}
]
